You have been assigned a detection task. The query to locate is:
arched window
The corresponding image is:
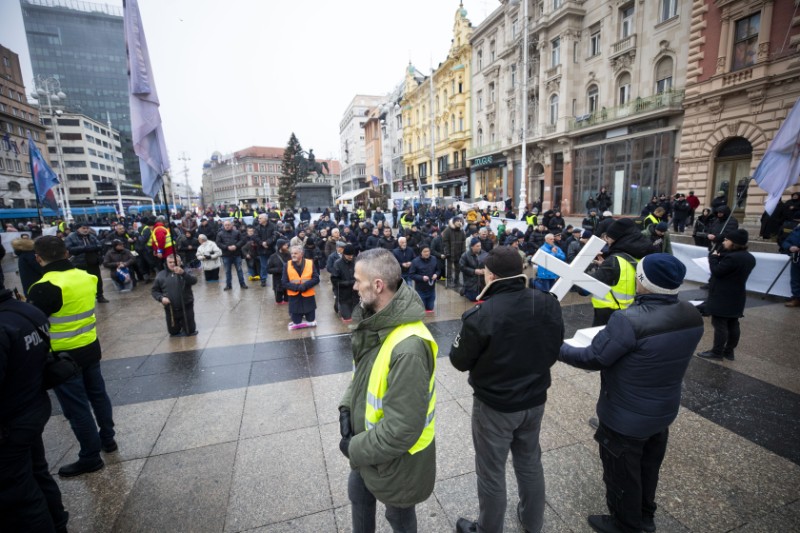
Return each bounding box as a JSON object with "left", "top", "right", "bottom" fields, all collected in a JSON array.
[
  {"left": 478, "top": 128, "right": 484, "bottom": 146},
  {"left": 617, "top": 72, "right": 631, "bottom": 105},
  {"left": 714, "top": 137, "right": 753, "bottom": 211},
  {"left": 490, "top": 123, "right": 496, "bottom": 143},
  {"left": 477, "top": 49, "right": 483, "bottom": 70},
  {"left": 549, "top": 94, "right": 559, "bottom": 125},
  {"left": 444, "top": 121, "right": 448, "bottom": 137},
  {"left": 451, "top": 114, "right": 456, "bottom": 132},
  {"left": 8, "top": 181, "right": 20, "bottom": 192},
  {"left": 587, "top": 85, "right": 599, "bottom": 113},
  {"left": 655, "top": 57, "right": 673, "bottom": 93}
]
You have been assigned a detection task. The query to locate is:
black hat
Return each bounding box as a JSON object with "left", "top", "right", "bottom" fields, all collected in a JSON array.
[
  {"left": 724, "top": 229, "right": 749, "bottom": 246},
  {"left": 469, "top": 237, "right": 481, "bottom": 247},
  {"left": 635, "top": 253, "right": 686, "bottom": 295},
  {"left": 276, "top": 238, "right": 288, "bottom": 249},
  {"left": 343, "top": 244, "right": 356, "bottom": 255},
  {"left": 655, "top": 221, "right": 669, "bottom": 232},
  {"left": 484, "top": 246, "right": 523, "bottom": 278},
  {"left": 606, "top": 218, "right": 635, "bottom": 240},
  {"left": 112, "top": 238, "right": 124, "bottom": 247}
]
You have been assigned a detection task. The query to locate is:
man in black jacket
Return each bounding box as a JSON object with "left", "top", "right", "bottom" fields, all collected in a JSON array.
[
  {"left": 560, "top": 254, "right": 703, "bottom": 533},
  {"left": 151, "top": 254, "right": 198, "bottom": 337},
  {"left": 65, "top": 223, "right": 108, "bottom": 303},
  {"left": 452, "top": 246, "right": 564, "bottom": 533},
  {"left": 0, "top": 289, "right": 69, "bottom": 532},
  {"left": 254, "top": 214, "right": 277, "bottom": 287},
  {"left": 216, "top": 219, "right": 248, "bottom": 290},
  {"left": 331, "top": 245, "right": 357, "bottom": 321}
]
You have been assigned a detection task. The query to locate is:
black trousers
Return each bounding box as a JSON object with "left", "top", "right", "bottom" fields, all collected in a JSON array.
[
  {"left": 272, "top": 275, "right": 288, "bottom": 303},
  {"left": 164, "top": 303, "right": 196, "bottom": 335},
  {"left": 711, "top": 315, "right": 740, "bottom": 355},
  {"left": 203, "top": 268, "right": 220, "bottom": 281},
  {"left": 81, "top": 263, "right": 104, "bottom": 298},
  {"left": 0, "top": 400, "right": 68, "bottom": 532},
  {"left": 595, "top": 423, "right": 669, "bottom": 533}
]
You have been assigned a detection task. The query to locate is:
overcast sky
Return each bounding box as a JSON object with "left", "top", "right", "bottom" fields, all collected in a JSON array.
[{"left": 1, "top": 0, "right": 491, "bottom": 189}]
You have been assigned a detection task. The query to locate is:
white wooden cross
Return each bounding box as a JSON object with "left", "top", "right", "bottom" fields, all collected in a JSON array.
[{"left": 531, "top": 236, "right": 611, "bottom": 301}]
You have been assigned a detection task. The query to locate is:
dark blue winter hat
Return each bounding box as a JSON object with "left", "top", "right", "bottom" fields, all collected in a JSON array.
[
  {"left": 469, "top": 237, "right": 481, "bottom": 247},
  {"left": 635, "top": 253, "right": 686, "bottom": 295}
]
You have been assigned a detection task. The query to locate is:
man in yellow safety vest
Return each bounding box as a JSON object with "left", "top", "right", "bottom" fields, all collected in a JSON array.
[
  {"left": 338, "top": 248, "right": 437, "bottom": 531},
  {"left": 28, "top": 236, "right": 116, "bottom": 478}
]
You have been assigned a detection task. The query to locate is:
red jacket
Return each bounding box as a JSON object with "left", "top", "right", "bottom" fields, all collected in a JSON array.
[{"left": 150, "top": 223, "right": 174, "bottom": 257}]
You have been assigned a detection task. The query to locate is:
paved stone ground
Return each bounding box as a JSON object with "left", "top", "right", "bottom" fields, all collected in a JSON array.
[{"left": 3, "top": 261, "right": 799, "bottom": 532}]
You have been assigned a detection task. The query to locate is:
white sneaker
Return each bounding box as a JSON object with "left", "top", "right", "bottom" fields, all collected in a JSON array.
[
  {"left": 288, "top": 321, "right": 295, "bottom": 330},
  {"left": 305, "top": 321, "right": 317, "bottom": 327}
]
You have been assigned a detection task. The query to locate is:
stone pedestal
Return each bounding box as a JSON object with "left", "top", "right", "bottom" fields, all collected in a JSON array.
[{"left": 295, "top": 182, "right": 333, "bottom": 212}]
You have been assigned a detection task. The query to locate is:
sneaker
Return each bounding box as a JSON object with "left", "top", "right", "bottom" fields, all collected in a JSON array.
[
  {"left": 240, "top": 285, "right": 249, "bottom": 289},
  {"left": 288, "top": 322, "right": 301, "bottom": 330},
  {"left": 723, "top": 350, "right": 735, "bottom": 361},
  {"left": 587, "top": 514, "right": 625, "bottom": 533},
  {"left": 224, "top": 286, "right": 232, "bottom": 291},
  {"left": 305, "top": 321, "right": 317, "bottom": 327},
  {"left": 696, "top": 350, "right": 723, "bottom": 360},
  {"left": 101, "top": 439, "right": 118, "bottom": 453},
  {"left": 58, "top": 458, "right": 104, "bottom": 478},
  {"left": 455, "top": 518, "right": 477, "bottom": 533}
]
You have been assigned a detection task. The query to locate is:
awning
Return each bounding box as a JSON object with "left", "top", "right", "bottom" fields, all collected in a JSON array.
[{"left": 336, "top": 187, "right": 370, "bottom": 203}]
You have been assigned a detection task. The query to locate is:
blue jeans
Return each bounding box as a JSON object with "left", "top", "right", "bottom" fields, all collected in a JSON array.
[
  {"left": 259, "top": 253, "right": 271, "bottom": 285},
  {"left": 348, "top": 469, "right": 417, "bottom": 533},
  {"left": 533, "top": 278, "right": 556, "bottom": 292},
  {"left": 222, "top": 255, "right": 246, "bottom": 287},
  {"left": 53, "top": 361, "right": 115, "bottom": 462},
  {"left": 416, "top": 289, "right": 435, "bottom": 311}
]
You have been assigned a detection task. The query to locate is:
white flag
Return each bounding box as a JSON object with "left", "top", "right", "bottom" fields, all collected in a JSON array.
[{"left": 753, "top": 98, "right": 800, "bottom": 215}]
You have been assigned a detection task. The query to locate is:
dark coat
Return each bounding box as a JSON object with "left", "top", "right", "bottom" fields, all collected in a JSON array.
[
  {"left": 705, "top": 248, "right": 756, "bottom": 317},
  {"left": 151, "top": 268, "right": 197, "bottom": 307},
  {"left": 450, "top": 277, "right": 564, "bottom": 412},
  {"left": 65, "top": 231, "right": 103, "bottom": 267},
  {"left": 331, "top": 257, "right": 357, "bottom": 305},
  {"left": 254, "top": 221, "right": 277, "bottom": 255},
  {"left": 560, "top": 294, "right": 704, "bottom": 438},
  {"left": 216, "top": 228, "right": 247, "bottom": 257},
  {"left": 459, "top": 250, "right": 486, "bottom": 293},
  {"left": 409, "top": 255, "right": 439, "bottom": 293},
  {"left": 11, "top": 238, "right": 43, "bottom": 296},
  {"left": 441, "top": 219, "right": 466, "bottom": 259},
  {"left": 392, "top": 247, "right": 416, "bottom": 274}
]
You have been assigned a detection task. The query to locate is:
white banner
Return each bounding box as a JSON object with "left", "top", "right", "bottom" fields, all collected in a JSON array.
[{"left": 672, "top": 243, "right": 792, "bottom": 298}]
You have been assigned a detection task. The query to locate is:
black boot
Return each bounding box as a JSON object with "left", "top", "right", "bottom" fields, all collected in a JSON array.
[{"left": 58, "top": 458, "right": 104, "bottom": 478}]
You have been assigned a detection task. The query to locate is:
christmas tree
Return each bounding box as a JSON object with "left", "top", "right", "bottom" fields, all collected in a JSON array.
[{"left": 279, "top": 132, "right": 303, "bottom": 209}]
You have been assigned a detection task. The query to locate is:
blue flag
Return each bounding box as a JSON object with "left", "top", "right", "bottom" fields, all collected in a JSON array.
[
  {"left": 28, "top": 135, "right": 60, "bottom": 211},
  {"left": 124, "top": 0, "right": 170, "bottom": 198},
  {"left": 371, "top": 175, "right": 379, "bottom": 186},
  {"left": 753, "top": 97, "right": 800, "bottom": 215}
]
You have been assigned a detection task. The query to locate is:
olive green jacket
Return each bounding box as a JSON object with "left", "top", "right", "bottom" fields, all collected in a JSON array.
[{"left": 340, "top": 282, "right": 436, "bottom": 507}]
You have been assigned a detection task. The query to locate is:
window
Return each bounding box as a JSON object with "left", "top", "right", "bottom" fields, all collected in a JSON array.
[
  {"left": 621, "top": 6, "right": 634, "bottom": 38},
  {"left": 435, "top": 96, "right": 440, "bottom": 112},
  {"left": 490, "top": 40, "right": 496, "bottom": 62},
  {"left": 458, "top": 79, "right": 463, "bottom": 93},
  {"left": 574, "top": 42, "right": 579, "bottom": 63},
  {"left": 490, "top": 123, "right": 496, "bottom": 143},
  {"left": 69, "top": 188, "right": 91, "bottom": 195},
  {"left": 618, "top": 73, "right": 631, "bottom": 104},
  {"left": 14, "top": 160, "right": 22, "bottom": 172},
  {"left": 655, "top": 57, "right": 673, "bottom": 93},
  {"left": 60, "top": 133, "right": 82, "bottom": 141},
  {"left": 512, "top": 18, "right": 519, "bottom": 38},
  {"left": 477, "top": 49, "right": 483, "bottom": 70},
  {"left": 732, "top": 13, "right": 760, "bottom": 71},
  {"left": 587, "top": 85, "right": 599, "bottom": 113},
  {"left": 62, "top": 147, "right": 84, "bottom": 154},
  {"left": 443, "top": 89, "right": 448, "bottom": 101},
  {"left": 8, "top": 180, "right": 20, "bottom": 191},
  {"left": 65, "top": 160, "right": 86, "bottom": 168},
  {"left": 551, "top": 37, "right": 561, "bottom": 67},
  {"left": 478, "top": 90, "right": 483, "bottom": 111},
  {"left": 5, "top": 159, "right": 12, "bottom": 171},
  {"left": 478, "top": 128, "right": 484, "bottom": 146},
  {"left": 0, "top": 158, "right": 3, "bottom": 170},
  {"left": 489, "top": 82, "right": 495, "bottom": 103},
  {"left": 511, "top": 64, "right": 517, "bottom": 88},
  {"left": 590, "top": 29, "right": 601, "bottom": 57},
  {"left": 454, "top": 151, "right": 460, "bottom": 168},
  {"left": 660, "top": 0, "right": 678, "bottom": 22},
  {"left": 459, "top": 114, "right": 464, "bottom": 131},
  {"left": 451, "top": 114, "right": 456, "bottom": 132},
  {"left": 553, "top": 0, "right": 562, "bottom": 9},
  {"left": 549, "top": 94, "right": 559, "bottom": 124}
]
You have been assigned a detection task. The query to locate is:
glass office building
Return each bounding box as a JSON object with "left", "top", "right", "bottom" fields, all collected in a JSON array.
[{"left": 21, "top": 0, "right": 139, "bottom": 184}]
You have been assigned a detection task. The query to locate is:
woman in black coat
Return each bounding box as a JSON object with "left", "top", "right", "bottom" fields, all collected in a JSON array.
[{"left": 697, "top": 229, "right": 756, "bottom": 361}]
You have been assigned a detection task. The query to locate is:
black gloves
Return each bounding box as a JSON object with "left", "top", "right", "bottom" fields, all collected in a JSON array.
[{"left": 339, "top": 407, "right": 353, "bottom": 459}]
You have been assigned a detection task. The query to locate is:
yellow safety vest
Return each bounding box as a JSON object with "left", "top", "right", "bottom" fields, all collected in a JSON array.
[
  {"left": 58, "top": 221, "right": 67, "bottom": 233},
  {"left": 364, "top": 321, "right": 438, "bottom": 455},
  {"left": 357, "top": 209, "right": 366, "bottom": 221},
  {"left": 32, "top": 269, "right": 97, "bottom": 351},
  {"left": 644, "top": 213, "right": 659, "bottom": 228},
  {"left": 400, "top": 215, "right": 413, "bottom": 231},
  {"left": 147, "top": 225, "right": 173, "bottom": 251},
  {"left": 526, "top": 214, "right": 538, "bottom": 227},
  {"left": 592, "top": 255, "right": 638, "bottom": 310}
]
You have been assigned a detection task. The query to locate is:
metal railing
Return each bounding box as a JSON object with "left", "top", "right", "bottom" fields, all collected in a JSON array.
[
  {"left": 568, "top": 88, "right": 685, "bottom": 131},
  {"left": 610, "top": 34, "right": 637, "bottom": 57}
]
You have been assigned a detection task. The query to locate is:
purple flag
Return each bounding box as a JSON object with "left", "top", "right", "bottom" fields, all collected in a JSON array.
[
  {"left": 753, "top": 98, "right": 800, "bottom": 215},
  {"left": 28, "top": 135, "right": 60, "bottom": 211},
  {"left": 124, "top": 0, "right": 169, "bottom": 199}
]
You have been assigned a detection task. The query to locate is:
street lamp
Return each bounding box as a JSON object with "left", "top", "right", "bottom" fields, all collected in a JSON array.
[
  {"left": 30, "top": 75, "right": 73, "bottom": 222},
  {"left": 510, "top": 0, "right": 529, "bottom": 219}
]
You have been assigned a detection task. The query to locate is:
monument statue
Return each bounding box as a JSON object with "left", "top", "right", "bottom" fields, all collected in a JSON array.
[{"left": 295, "top": 149, "right": 329, "bottom": 180}]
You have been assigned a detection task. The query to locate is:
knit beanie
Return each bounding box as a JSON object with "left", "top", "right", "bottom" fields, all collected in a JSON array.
[
  {"left": 606, "top": 218, "right": 635, "bottom": 240},
  {"left": 725, "top": 229, "right": 749, "bottom": 245},
  {"left": 469, "top": 237, "right": 481, "bottom": 247},
  {"left": 635, "top": 253, "right": 686, "bottom": 295},
  {"left": 343, "top": 244, "right": 356, "bottom": 255},
  {"left": 655, "top": 221, "right": 669, "bottom": 232},
  {"left": 484, "top": 246, "right": 523, "bottom": 278}
]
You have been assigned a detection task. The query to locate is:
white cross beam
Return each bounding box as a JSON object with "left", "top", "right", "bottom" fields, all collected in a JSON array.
[{"left": 531, "top": 236, "right": 610, "bottom": 301}]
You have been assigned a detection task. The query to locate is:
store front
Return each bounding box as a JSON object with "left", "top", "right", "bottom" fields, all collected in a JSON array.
[
  {"left": 571, "top": 128, "right": 676, "bottom": 215},
  {"left": 470, "top": 154, "right": 507, "bottom": 202}
]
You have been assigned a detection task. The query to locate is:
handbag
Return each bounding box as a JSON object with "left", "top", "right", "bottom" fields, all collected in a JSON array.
[{"left": 4, "top": 308, "right": 81, "bottom": 390}]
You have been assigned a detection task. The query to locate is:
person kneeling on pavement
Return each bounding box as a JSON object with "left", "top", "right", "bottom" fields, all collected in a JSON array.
[
  {"left": 151, "top": 254, "right": 198, "bottom": 337},
  {"left": 103, "top": 239, "right": 136, "bottom": 292}
]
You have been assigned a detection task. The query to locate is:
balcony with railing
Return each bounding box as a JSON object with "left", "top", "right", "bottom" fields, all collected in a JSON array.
[
  {"left": 567, "top": 88, "right": 685, "bottom": 132},
  {"left": 610, "top": 34, "right": 636, "bottom": 59},
  {"left": 466, "top": 141, "right": 502, "bottom": 159}
]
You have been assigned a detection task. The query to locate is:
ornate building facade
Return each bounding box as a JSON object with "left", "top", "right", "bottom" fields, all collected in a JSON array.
[
  {"left": 678, "top": 0, "right": 800, "bottom": 223},
  {"left": 401, "top": 5, "right": 473, "bottom": 201}
]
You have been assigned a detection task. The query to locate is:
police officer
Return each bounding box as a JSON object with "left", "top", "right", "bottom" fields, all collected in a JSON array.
[
  {"left": 0, "top": 287, "right": 69, "bottom": 531},
  {"left": 27, "top": 236, "right": 116, "bottom": 478}
]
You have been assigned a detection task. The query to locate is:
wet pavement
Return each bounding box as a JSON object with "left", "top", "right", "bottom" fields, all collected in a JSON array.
[{"left": 5, "top": 264, "right": 799, "bottom": 532}]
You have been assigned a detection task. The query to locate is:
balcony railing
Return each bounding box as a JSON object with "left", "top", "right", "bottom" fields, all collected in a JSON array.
[
  {"left": 466, "top": 141, "right": 502, "bottom": 159},
  {"left": 568, "top": 88, "right": 685, "bottom": 131},
  {"left": 610, "top": 34, "right": 636, "bottom": 58}
]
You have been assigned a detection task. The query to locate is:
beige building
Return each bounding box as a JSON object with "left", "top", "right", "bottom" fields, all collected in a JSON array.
[
  {"left": 402, "top": 5, "right": 473, "bottom": 201},
  {"left": 678, "top": 0, "right": 800, "bottom": 223},
  {"left": 471, "top": 0, "right": 691, "bottom": 215}
]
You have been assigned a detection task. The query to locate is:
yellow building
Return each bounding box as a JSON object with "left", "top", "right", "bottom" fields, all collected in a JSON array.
[{"left": 401, "top": 4, "right": 473, "bottom": 201}]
